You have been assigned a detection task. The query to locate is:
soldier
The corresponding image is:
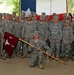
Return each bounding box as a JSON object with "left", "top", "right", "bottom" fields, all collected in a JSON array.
[
  {"left": 60, "top": 13, "right": 67, "bottom": 29},
  {"left": 9, "top": 14, "right": 12, "bottom": 21},
  {"left": 33, "top": 13, "right": 39, "bottom": 31},
  {"left": 12, "top": 16, "right": 22, "bottom": 57},
  {"left": 20, "top": 12, "right": 25, "bottom": 21},
  {"left": 28, "top": 31, "right": 51, "bottom": 69},
  {"left": 21, "top": 15, "right": 36, "bottom": 58},
  {"left": 1, "top": 13, "right": 13, "bottom": 59},
  {"left": 12, "top": 12, "right": 16, "bottom": 21},
  {"left": 0, "top": 13, "right": 3, "bottom": 57},
  {"left": 38, "top": 14, "right": 49, "bottom": 41},
  {"left": 19, "top": 12, "right": 27, "bottom": 58},
  {"left": 62, "top": 20, "right": 74, "bottom": 61},
  {"left": 49, "top": 15, "right": 62, "bottom": 59},
  {"left": 49, "top": 13, "right": 57, "bottom": 24},
  {"left": 71, "top": 17, "right": 74, "bottom": 60},
  {"left": 45, "top": 15, "right": 50, "bottom": 47},
  {"left": 30, "top": 11, "right": 35, "bottom": 19}
]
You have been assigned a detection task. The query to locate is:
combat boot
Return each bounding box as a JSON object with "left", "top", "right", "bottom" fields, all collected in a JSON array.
[
  {"left": 38, "top": 64, "right": 44, "bottom": 69},
  {"left": 21, "top": 54, "right": 26, "bottom": 59}
]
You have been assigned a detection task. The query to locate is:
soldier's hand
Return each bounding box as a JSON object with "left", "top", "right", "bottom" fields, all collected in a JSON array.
[
  {"left": 21, "top": 37, "right": 24, "bottom": 40},
  {"left": 46, "top": 51, "right": 49, "bottom": 54},
  {"left": 30, "top": 45, "right": 35, "bottom": 48}
]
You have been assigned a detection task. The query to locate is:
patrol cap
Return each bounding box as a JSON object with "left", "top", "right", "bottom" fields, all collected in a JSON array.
[
  {"left": 33, "top": 13, "right": 38, "bottom": 17},
  {"left": 63, "top": 13, "right": 67, "bottom": 17},
  {"left": 21, "top": 12, "right": 25, "bottom": 16},
  {"left": 67, "top": 15, "right": 71, "bottom": 19},
  {"left": 28, "top": 15, "right": 32, "bottom": 18},
  {"left": 52, "top": 13, "right": 57, "bottom": 16},
  {"left": 41, "top": 12, "right": 46, "bottom": 16},
  {"left": 53, "top": 15, "right": 59, "bottom": 20},
  {"left": 31, "top": 11, "right": 34, "bottom": 14},
  {"left": 40, "top": 15, "right": 45, "bottom": 19},
  {"left": 34, "top": 31, "right": 39, "bottom": 35},
  {"left": 65, "top": 20, "right": 70, "bottom": 23}
]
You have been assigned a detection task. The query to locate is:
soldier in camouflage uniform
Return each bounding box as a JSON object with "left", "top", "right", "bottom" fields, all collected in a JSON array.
[
  {"left": 1, "top": 13, "right": 13, "bottom": 59},
  {"left": 60, "top": 13, "right": 67, "bottom": 29},
  {"left": 12, "top": 12, "right": 16, "bottom": 21},
  {"left": 33, "top": 13, "right": 39, "bottom": 31},
  {"left": 19, "top": 12, "right": 27, "bottom": 58},
  {"left": 71, "top": 19, "right": 74, "bottom": 60},
  {"left": 21, "top": 15, "right": 36, "bottom": 57},
  {"left": 0, "top": 13, "right": 3, "bottom": 57},
  {"left": 28, "top": 31, "right": 51, "bottom": 69},
  {"left": 62, "top": 20, "right": 74, "bottom": 61},
  {"left": 49, "top": 15, "right": 62, "bottom": 58},
  {"left": 38, "top": 14, "right": 49, "bottom": 41},
  {"left": 12, "top": 16, "right": 23, "bottom": 57}
]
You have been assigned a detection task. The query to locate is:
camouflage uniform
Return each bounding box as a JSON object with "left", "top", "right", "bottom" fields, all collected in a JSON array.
[
  {"left": 33, "top": 21, "right": 39, "bottom": 31},
  {"left": 1, "top": 17, "right": 13, "bottom": 58},
  {"left": 38, "top": 14, "right": 49, "bottom": 41},
  {"left": 71, "top": 21, "right": 74, "bottom": 34},
  {"left": 62, "top": 24, "right": 74, "bottom": 58},
  {"left": 22, "top": 19, "right": 36, "bottom": 56},
  {"left": 28, "top": 37, "right": 51, "bottom": 67},
  {"left": 0, "top": 17, "right": 3, "bottom": 57},
  {"left": 71, "top": 21, "right": 74, "bottom": 58},
  {"left": 13, "top": 19, "right": 22, "bottom": 57},
  {"left": 49, "top": 16, "right": 62, "bottom": 58},
  {"left": 19, "top": 19, "right": 27, "bottom": 56}
]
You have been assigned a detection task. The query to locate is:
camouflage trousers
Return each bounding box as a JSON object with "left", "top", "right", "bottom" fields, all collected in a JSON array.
[
  {"left": 29, "top": 51, "right": 44, "bottom": 67},
  {"left": 23, "top": 37, "right": 33, "bottom": 53},
  {"left": 62, "top": 43, "right": 71, "bottom": 57},
  {"left": 50, "top": 39, "right": 61, "bottom": 58}
]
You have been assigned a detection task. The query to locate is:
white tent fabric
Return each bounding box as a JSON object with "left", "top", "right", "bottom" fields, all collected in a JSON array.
[{"left": 36, "top": 0, "right": 66, "bottom": 15}]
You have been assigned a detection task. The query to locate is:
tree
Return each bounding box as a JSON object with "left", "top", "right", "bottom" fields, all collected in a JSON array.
[
  {"left": 11, "top": 0, "right": 20, "bottom": 15},
  {"left": 68, "top": 0, "right": 74, "bottom": 13}
]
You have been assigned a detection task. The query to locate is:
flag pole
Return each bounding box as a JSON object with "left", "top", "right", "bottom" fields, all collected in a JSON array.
[{"left": 19, "top": 38, "right": 67, "bottom": 65}]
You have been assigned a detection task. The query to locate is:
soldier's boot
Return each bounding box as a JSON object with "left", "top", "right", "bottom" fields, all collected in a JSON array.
[
  {"left": 21, "top": 54, "right": 26, "bottom": 59},
  {"left": 64, "top": 57, "right": 68, "bottom": 61},
  {"left": 1, "top": 56, "right": 6, "bottom": 60},
  {"left": 38, "top": 64, "right": 44, "bottom": 69},
  {"left": 1, "top": 53, "right": 6, "bottom": 60},
  {"left": 71, "top": 56, "right": 74, "bottom": 61}
]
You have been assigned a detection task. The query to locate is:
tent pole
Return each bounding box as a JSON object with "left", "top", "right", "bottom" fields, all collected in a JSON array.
[
  {"left": 19, "top": 0, "right": 21, "bottom": 16},
  {"left": 50, "top": 0, "right": 52, "bottom": 15},
  {"left": 66, "top": 0, "right": 68, "bottom": 14}
]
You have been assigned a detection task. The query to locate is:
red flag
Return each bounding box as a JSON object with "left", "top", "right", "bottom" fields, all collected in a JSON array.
[{"left": 3, "top": 32, "right": 19, "bottom": 57}]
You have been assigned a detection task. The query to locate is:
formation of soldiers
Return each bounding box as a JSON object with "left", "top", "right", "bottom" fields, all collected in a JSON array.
[{"left": 0, "top": 11, "right": 74, "bottom": 69}]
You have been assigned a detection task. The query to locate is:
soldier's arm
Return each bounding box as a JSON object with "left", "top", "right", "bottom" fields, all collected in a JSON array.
[
  {"left": 71, "top": 27, "right": 74, "bottom": 42},
  {"left": 59, "top": 24, "right": 63, "bottom": 40},
  {"left": 28, "top": 40, "right": 34, "bottom": 52},
  {"left": 43, "top": 41, "right": 51, "bottom": 54}
]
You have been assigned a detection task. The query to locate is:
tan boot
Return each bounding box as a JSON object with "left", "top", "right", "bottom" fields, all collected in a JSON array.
[
  {"left": 21, "top": 54, "right": 26, "bottom": 59},
  {"left": 64, "top": 57, "right": 68, "bottom": 61},
  {"left": 1, "top": 56, "right": 6, "bottom": 60},
  {"left": 38, "top": 64, "right": 44, "bottom": 69}
]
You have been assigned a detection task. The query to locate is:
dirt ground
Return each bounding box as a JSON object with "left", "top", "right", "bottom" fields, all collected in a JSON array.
[{"left": 0, "top": 57, "right": 74, "bottom": 75}]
